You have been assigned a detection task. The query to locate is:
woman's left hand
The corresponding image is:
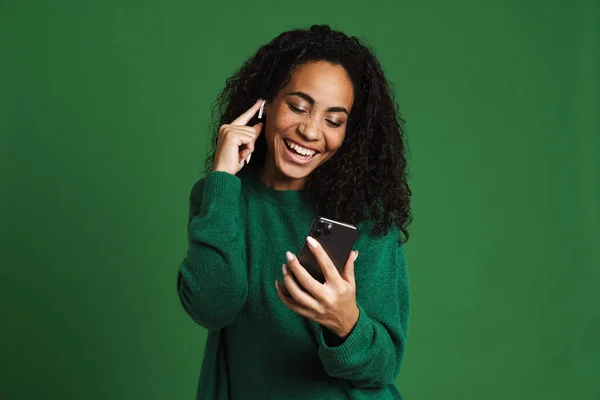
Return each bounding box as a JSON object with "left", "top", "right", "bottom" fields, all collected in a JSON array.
[{"left": 276, "top": 236, "right": 360, "bottom": 339}]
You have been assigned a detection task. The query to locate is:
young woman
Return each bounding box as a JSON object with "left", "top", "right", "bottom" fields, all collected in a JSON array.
[{"left": 177, "top": 24, "right": 412, "bottom": 399}]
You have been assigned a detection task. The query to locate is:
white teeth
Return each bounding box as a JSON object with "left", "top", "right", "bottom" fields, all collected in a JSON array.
[{"left": 284, "top": 139, "right": 316, "bottom": 157}]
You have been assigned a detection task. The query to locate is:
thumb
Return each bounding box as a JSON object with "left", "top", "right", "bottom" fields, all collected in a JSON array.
[
  {"left": 253, "top": 122, "right": 264, "bottom": 137},
  {"left": 342, "top": 250, "right": 358, "bottom": 286}
]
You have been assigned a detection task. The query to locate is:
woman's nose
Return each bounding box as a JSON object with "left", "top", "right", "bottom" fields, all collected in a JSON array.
[{"left": 298, "top": 117, "right": 321, "bottom": 140}]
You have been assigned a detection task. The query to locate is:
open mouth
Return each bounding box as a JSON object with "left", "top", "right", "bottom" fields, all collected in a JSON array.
[{"left": 283, "top": 138, "right": 319, "bottom": 161}]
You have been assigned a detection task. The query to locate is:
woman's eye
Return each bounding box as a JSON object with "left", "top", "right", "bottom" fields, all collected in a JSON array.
[
  {"left": 288, "top": 104, "right": 306, "bottom": 114},
  {"left": 327, "top": 120, "right": 342, "bottom": 128}
]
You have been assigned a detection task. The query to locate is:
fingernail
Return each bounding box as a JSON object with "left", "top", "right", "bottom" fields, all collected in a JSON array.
[
  {"left": 354, "top": 250, "right": 359, "bottom": 261},
  {"left": 247, "top": 154, "right": 252, "bottom": 164},
  {"left": 286, "top": 251, "right": 294, "bottom": 262},
  {"left": 275, "top": 280, "right": 279, "bottom": 290},
  {"left": 306, "top": 236, "right": 318, "bottom": 248},
  {"left": 282, "top": 264, "right": 288, "bottom": 275}
]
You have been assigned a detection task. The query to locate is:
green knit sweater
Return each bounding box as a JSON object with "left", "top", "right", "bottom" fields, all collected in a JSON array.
[{"left": 177, "top": 167, "right": 410, "bottom": 399}]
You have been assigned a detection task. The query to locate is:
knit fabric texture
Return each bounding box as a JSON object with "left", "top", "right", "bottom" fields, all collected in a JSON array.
[{"left": 177, "top": 167, "right": 410, "bottom": 399}]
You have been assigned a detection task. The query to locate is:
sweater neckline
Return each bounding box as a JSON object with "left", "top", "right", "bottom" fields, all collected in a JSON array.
[{"left": 239, "top": 166, "right": 313, "bottom": 207}]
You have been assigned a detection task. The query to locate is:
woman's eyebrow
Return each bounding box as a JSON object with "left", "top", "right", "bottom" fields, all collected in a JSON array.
[{"left": 286, "top": 91, "right": 349, "bottom": 115}]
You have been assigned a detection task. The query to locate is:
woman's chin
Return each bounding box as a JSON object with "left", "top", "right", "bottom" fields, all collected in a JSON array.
[{"left": 277, "top": 162, "right": 313, "bottom": 180}]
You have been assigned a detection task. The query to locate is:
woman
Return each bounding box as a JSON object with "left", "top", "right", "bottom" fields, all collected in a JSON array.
[{"left": 177, "top": 24, "right": 412, "bottom": 399}]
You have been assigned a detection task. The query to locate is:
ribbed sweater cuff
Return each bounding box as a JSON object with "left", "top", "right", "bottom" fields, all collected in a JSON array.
[
  {"left": 202, "top": 171, "right": 242, "bottom": 206},
  {"left": 317, "top": 303, "right": 373, "bottom": 367}
]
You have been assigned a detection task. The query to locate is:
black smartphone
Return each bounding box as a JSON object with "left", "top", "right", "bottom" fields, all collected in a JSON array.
[{"left": 286, "top": 217, "right": 359, "bottom": 294}]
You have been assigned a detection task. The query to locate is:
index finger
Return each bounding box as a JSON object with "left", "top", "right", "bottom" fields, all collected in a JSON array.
[
  {"left": 305, "top": 236, "right": 343, "bottom": 285},
  {"left": 285, "top": 252, "right": 326, "bottom": 301},
  {"left": 231, "top": 99, "right": 264, "bottom": 126}
]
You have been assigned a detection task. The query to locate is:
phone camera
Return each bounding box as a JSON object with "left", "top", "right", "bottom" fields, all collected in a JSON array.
[
  {"left": 314, "top": 229, "right": 322, "bottom": 238},
  {"left": 323, "top": 224, "right": 332, "bottom": 237}
]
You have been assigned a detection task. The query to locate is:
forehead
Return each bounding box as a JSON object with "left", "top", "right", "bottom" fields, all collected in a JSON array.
[{"left": 284, "top": 61, "right": 354, "bottom": 108}]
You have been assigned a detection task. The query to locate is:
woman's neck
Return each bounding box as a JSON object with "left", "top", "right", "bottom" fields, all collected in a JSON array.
[{"left": 259, "top": 157, "right": 308, "bottom": 191}]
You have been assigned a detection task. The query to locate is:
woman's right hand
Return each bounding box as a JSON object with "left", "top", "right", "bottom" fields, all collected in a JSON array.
[{"left": 212, "top": 99, "right": 264, "bottom": 175}]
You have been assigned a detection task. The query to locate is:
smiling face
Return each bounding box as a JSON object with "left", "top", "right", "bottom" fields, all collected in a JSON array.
[{"left": 261, "top": 61, "right": 355, "bottom": 190}]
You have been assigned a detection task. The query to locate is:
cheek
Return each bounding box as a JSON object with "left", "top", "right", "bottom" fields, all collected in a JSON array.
[
  {"left": 265, "top": 114, "right": 291, "bottom": 142},
  {"left": 274, "top": 112, "right": 300, "bottom": 132},
  {"left": 325, "top": 131, "right": 346, "bottom": 153}
]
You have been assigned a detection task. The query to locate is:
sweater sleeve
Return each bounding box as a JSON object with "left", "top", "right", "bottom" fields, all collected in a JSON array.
[
  {"left": 176, "top": 171, "right": 248, "bottom": 331},
  {"left": 315, "top": 226, "right": 410, "bottom": 388}
]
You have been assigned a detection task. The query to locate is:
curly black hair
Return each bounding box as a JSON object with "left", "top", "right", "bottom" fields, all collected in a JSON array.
[{"left": 204, "top": 25, "right": 412, "bottom": 243}]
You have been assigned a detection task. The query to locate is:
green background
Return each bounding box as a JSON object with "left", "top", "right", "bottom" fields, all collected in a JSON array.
[{"left": 1, "top": 0, "right": 598, "bottom": 399}]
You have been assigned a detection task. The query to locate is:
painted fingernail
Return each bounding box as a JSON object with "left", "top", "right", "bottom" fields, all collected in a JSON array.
[
  {"left": 247, "top": 154, "right": 252, "bottom": 164},
  {"left": 354, "top": 250, "right": 359, "bottom": 261},
  {"left": 275, "top": 280, "right": 279, "bottom": 290},
  {"left": 282, "top": 264, "right": 288, "bottom": 275},
  {"left": 306, "top": 236, "right": 318, "bottom": 248},
  {"left": 286, "top": 251, "right": 294, "bottom": 262}
]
